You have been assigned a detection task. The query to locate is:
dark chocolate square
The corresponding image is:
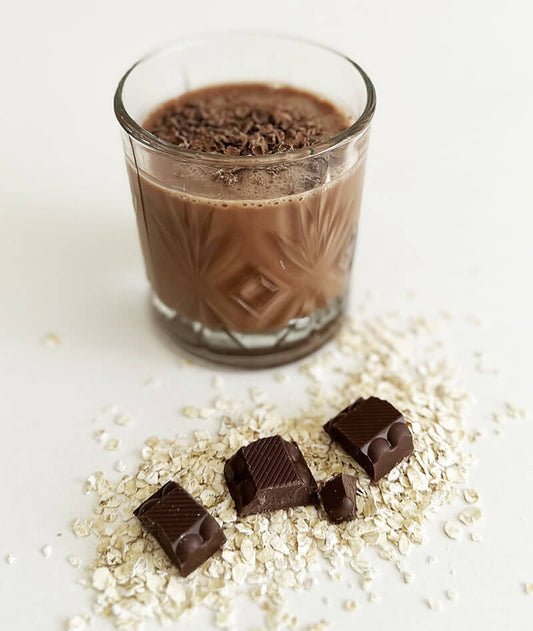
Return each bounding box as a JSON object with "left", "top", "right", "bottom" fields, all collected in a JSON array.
[
  {"left": 324, "top": 397, "right": 413, "bottom": 482},
  {"left": 224, "top": 435, "right": 318, "bottom": 516},
  {"left": 134, "top": 481, "right": 226, "bottom": 577},
  {"left": 319, "top": 473, "right": 358, "bottom": 523}
]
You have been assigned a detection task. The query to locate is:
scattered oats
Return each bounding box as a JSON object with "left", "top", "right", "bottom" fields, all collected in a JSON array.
[
  {"left": 231, "top": 563, "right": 248, "bottom": 585},
  {"left": 93, "top": 429, "right": 108, "bottom": 445},
  {"left": 344, "top": 599, "right": 357, "bottom": 611},
  {"left": 323, "top": 596, "right": 330, "bottom": 605},
  {"left": 114, "top": 460, "right": 127, "bottom": 473},
  {"left": 307, "top": 621, "right": 329, "bottom": 631},
  {"left": 181, "top": 406, "right": 200, "bottom": 418},
  {"left": 72, "top": 315, "right": 477, "bottom": 631},
  {"left": 443, "top": 520, "right": 461, "bottom": 540},
  {"left": 446, "top": 465, "right": 466, "bottom": 483},
  {"left": 459, "top": 507, "right": 482, "bottom": 525},
  {"left": 463, "top": 488, "right": 479, "bottom": 504},
  {"left": 407, "top": 466, "right": 428, "bottom": 491},
  {"left": 102, "top": 404, "right": 118, "bottom": 415},
  {"left": 270, "top": 535, "right": 290, "bottom": 555},
  {"left": 427, "top": 555, "right": 439, "bottom": 564},
  {"left": 368, "top": 592, "right": 380, "bottom": 604},
  {"left": 105, "top": 438, "right": 121, "bottom": 451},
  {"left": 471, "top": 532, "right": 483, "bottom": 543},
  {"left": 42, "top": 545, "right": 52, "bottom": 558},
  {"left": 199, "top": 407, "right": 213, "bottom": 419},
  {"left": 240, "top": 538, "right": 255, "bottom": 562},
  {"left": 249, "top": 387, "right": 267, "bottom": 404},
  {"left": 504, "top": 401, "right": 521, "bottom": 418},
  {"left": 212, "top": 375, "right": 224, "bottom": 390},
  {"left": 398, "top": 533, "right": 410, "bottom": 555},
  {"left": 427, "top": 599, "right": 441, "bottom": 611},
  {"left": 71, "top": 518, "right": 92, "bottom": 538},
  {"left": 6, "top": 553, "right": 17, "bottom": 565},
  {"left": 468, "top": 430, "right": 483, "bottom": 443},
  {"left": 524, "top": 583, "right": 533, "bottom": 595},
  {"left": 166, "top": 576, "right": 186, "bottom": 605},
  {"left": 446, "top": 589, "right": 458, "bottom": 601},
  {"left": 274, "top": 372, "right": 288, "bottom": 383},
  {"left": 114, "top": 414, "right": 131, "bottom": 426},
  {"left": 92, "top": 567, "right": 115, "bottom": 591},
  {"left": 67, "top": 555, "right": 81, "bottom": 568},
  {"left": 359, "top": 575, "right": 374, "bottom": 591},
  {"left": 215, "top": 608, "right": 235, "bottom": 627},
  {"left": 66, "top": 616, "right": 87, "bottom": 631},
  {"left": 403, "top": 571, "right": 414, "bottom": 584},
  {"left": 42, "top": 332, "right": 61, "bottom": 346}
]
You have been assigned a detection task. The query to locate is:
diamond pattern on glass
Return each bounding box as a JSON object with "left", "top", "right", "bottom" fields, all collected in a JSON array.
[
  {"left": 231, "top": 270, "right": 279, "bottom": 318},
  {"left": 147, "top": 202, "right": 241, "bottom": 327},
  {"left": 271, "top": 195, "right": 357, "bottom": 317}
]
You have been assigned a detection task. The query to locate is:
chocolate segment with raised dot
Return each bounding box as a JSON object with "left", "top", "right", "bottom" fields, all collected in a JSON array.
[
  {"left": 134, "top": 481, "right": 226, "bottom": 577},
  {"left": 319, "top": 473, "right": 358, "bottom": 523},
  {"left": 224, "top": 435, "right": 319, "bottom": 516},
  {"left": 324, "top": 397, "right": 413, "bottom": 482}
]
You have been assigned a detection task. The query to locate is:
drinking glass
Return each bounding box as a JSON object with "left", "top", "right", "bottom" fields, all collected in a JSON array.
[{"left": 114, "top": 34, "right": 376, "bottom": 367}]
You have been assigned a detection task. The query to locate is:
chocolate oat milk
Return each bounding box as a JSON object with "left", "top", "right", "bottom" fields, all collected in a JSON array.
[{"left": 126, "top": 84, "right": 367, "bottom": 341}]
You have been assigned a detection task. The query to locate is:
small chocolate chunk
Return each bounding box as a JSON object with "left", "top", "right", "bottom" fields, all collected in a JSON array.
[
  {"left": 324, "top": 397, "right": 413, "bottom": 482},
  {"left": 320, "top": 474, "right": 358, "bottom": 523},
  {"left": 224, "top": 435, "right": 318, "bottom": 516},
  {"left": 134, "top": 481, "right": 225, "bottom": 577}
]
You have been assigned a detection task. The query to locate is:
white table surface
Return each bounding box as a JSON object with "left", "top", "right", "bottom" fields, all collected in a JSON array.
[{"left": 1, "top": 1, "right": 532, "bottom": 629}]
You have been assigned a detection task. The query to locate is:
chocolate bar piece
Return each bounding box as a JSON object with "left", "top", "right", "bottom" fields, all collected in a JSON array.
[
  {"left": 319, "top": 473, "right": 358, "bottom": 523},
  {"left": 324, "top": 397, "right": 413, "bottom": 482},
  {"left": 134, "top": 481, "right": 226, "bottom": 577},
  {"left": 224, "top": 435, "right": 318, "bottom": 516}
]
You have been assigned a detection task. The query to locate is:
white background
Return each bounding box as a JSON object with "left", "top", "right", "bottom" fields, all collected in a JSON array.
[{"left": 1, "top": 1, "right": 532, "bottom": 629}]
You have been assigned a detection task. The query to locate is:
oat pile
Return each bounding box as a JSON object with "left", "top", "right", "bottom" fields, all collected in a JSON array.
[{"left": 72, "top": 315, "right": 479, "bottom": 630}]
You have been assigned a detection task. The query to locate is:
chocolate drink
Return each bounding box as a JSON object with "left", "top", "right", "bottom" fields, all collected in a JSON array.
[{"left": 125, "top": 83, "right": 368, "bottom": 363}]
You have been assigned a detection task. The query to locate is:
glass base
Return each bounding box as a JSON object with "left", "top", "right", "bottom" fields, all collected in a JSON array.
[{"left": 151, "top": 293, "right": 346, "bottom": 368}]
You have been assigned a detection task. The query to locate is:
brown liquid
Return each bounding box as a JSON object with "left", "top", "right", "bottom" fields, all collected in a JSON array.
[{"left": 127, "top": 84, "right": 366, "bottom": 336}]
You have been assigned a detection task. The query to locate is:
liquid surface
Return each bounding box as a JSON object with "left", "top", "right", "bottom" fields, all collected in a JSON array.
[{"left": 143, "top": 83, "right": 350, "bottom": 156}]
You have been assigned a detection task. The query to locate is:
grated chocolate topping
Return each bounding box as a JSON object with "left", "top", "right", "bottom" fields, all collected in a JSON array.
[{"left": 143, "top": 83, "right": 349, "bottom": 156}]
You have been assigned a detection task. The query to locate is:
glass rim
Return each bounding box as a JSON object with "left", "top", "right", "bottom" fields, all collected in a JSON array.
[{"left": 113, "top": 33, "right": 376, "bottom": 165}]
